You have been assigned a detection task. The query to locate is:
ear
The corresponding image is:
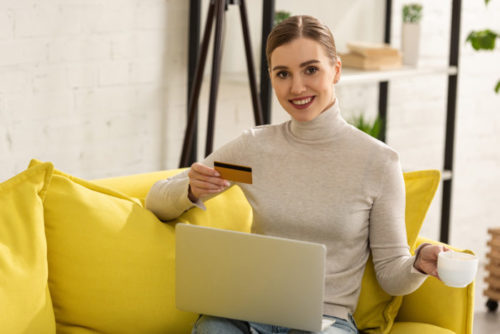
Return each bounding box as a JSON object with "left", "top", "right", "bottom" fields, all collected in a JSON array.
[{"left": 333, "top": 57, "right": 342, "bottom": 84}]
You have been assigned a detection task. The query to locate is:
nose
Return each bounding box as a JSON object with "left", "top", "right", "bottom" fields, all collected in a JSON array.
[{"left": 290, "top": 75, "right": 306, "bottom": 95}]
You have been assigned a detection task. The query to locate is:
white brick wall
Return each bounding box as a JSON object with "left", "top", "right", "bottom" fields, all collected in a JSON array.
[
  {"left": 0, "top": 0, "right": 185, "bottom": 180},
  {"left": 454, "top": 0, "right": 500, "bottom": 258}
]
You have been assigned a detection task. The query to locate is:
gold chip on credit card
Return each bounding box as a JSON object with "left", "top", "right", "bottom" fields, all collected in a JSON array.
[{"left": 214, "top": 161, "right": 252, "bottom": 184}]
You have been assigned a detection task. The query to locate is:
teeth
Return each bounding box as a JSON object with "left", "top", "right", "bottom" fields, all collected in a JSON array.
[{"left": 292, "top": 97, "right": 312, "bottom": 105}]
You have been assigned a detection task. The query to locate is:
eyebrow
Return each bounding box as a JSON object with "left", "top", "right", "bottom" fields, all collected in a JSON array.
[{"left": 271, "top": 59, "right": 320, "bottom": 71}]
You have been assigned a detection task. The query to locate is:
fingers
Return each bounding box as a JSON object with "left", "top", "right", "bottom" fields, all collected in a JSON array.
[
  {"left": 191, "top": 162, "right": 220, "bottom": 177},
  {"left": 427, "top": 246, "right": 448, "bottom": 279},
  {"left": 431, "top": 245, "right": 450, "bottom": 260},
  {"left": 190, "top": 178, "right": 227, "bottom": 192},
  {"left": 421, "top": 244, "right": 440, "bottom": 260},
  {"left": 189, "top": 163, "right": 229, "bottom": 187},
  {"left": 418, "top": 245, "right": 454, "bottom": 280},
  {"left": 188, "top": 162, "right": 230, "bottom": 199}
]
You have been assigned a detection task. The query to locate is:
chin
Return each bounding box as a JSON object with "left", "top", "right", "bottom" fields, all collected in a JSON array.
[
  {"left": 291, "top": 111, "right": 318, "bottom": 122},
  {"left": 281, "top": 101, "right": 321, "bottom": 122}
]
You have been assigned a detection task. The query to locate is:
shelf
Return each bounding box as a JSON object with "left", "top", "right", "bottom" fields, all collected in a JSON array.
[
  {"left": 403, "top": 169, "right": 452, "bottom": 181},
  {"left": 441, "top": 170, "right": 452, "bottom": 181},
  {"left": 484, "top": 288, "right": 500, "bottom": 301},
  {"left": 339, "top": 65, "right": 458, "bottom": 86}
]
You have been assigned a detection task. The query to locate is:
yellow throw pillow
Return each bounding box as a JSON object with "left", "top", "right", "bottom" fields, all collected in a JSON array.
[
  {"left": 354, "top": 170, "right": 441, "bottom": 334},
  {"left": 28, "top": 159, "right": 197, "bottom": 333},
  {"left": 92, "top": 170, "right": 185, "bottom": 204},
  {"left": 176, "top": 186, "right": 253, "bottom": 233},
  {"left": 0, "top": 162, "right": 56, "bottom": 334},
  {"left": 93, "top": 169, "right": 253, "bottom": 233}
]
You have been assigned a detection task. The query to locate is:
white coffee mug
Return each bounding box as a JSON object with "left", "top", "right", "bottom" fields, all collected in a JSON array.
[{"left": 437, "top": 251, "right": 478, "bottom": 288}]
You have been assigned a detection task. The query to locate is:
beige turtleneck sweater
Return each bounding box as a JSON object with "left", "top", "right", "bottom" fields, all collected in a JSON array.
[{"left": 146, "top": 101, "right": 427, "bottom": 319}]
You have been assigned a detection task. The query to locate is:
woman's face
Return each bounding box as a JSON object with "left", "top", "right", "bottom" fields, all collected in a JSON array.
[{"left": 269, "top": 37, "right": 341, "bottom": 122}]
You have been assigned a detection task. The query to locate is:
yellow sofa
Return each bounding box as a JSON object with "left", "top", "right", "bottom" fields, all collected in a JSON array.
[{"left": 0, "top": 162, "right": 474, "bottom": 334}]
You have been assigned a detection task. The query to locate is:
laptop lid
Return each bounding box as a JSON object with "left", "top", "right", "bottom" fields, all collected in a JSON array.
[{"left": 175, "top": 223, "right": 327, "bottom": 332}]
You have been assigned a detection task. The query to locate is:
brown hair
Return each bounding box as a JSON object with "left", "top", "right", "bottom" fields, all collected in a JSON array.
[{"left": 266, "top": 15, "right": 337, "bottom": 68}]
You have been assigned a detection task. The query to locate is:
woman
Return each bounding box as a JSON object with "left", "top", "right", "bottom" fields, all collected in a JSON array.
[{"left": 146, "top": 15, "right": 445, "bottom": 334}]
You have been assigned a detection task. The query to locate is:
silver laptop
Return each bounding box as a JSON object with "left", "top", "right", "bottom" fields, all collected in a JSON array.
[{"left": 175, "top": 223, "right": 330, "bottom": 332}]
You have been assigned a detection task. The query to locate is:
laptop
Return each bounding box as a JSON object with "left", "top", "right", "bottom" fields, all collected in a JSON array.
[{"left": 175, "top": 223, "right": 332, "bottom": 332}]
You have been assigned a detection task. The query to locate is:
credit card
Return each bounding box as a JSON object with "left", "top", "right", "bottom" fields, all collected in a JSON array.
[{"left": 214, "top": 161, "right": 252, "bottom": 184}]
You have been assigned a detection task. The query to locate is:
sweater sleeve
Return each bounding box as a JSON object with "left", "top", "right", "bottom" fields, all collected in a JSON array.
[
  {"left": 145, "top": 133, "right": 247, "bottom": 221},
  {"left": 368, "top": 151, "right": 428, "bottom": 296}
]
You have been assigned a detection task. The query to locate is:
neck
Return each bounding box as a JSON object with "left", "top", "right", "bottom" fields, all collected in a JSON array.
[
  {"left": 321, "top": 97, "right": 336, "bottom": 115},
  {"left": 288, "top": 100, "right": 347, "bottom": 142}
]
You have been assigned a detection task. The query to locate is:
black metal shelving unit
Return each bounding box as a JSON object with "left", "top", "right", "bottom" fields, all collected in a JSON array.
[
  {"left": 441, "top": 0, "right": 462, "bottom": 244},
  {"left": 369, "top": 0, "right": 462, "bottom": 244},
  {"left": 186, "top": 0, "right": 461, "bottom": 244}
]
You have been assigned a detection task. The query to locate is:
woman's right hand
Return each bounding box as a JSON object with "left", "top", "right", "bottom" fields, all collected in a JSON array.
[{"left": 188, "top": 162, "right": 230, "bottom": 202}]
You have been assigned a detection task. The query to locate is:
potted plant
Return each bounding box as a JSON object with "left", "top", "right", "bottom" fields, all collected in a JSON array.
[
  {"left": 401, "top": 3, "right": 423, "bottom": 66},
  {"left": 349, "top": 114, "right": 383, "bottom": 140},
  {"left": 274, "top": 10, "right": 291, "bottom": 26},
  {"left": 466, "top": 0, "right": 499, "bottom": 93}
]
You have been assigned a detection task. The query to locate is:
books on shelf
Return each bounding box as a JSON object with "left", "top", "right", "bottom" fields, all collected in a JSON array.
[
  {"left": 346, "top": 41, "right": 400, "bottom": 57},
  {"left": 340, "top": 41, "right": 402, "bottom": 71},
  {"left": 340, "top": 52, "right": 402, "bottom": 70}
]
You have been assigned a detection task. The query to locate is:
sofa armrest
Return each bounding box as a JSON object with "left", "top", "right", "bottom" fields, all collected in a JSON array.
[{"left": 395, "top": 237, "right": 474, "bottom": 334}]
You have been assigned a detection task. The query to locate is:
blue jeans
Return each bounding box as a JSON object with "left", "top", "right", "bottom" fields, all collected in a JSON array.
[{"left": 191, "top": 314, "right": 358, "bottom": 334}]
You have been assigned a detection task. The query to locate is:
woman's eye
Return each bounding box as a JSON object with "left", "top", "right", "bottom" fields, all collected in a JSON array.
[
  {"left": 276, "top": 71, "right": 289, "bottom": 79},
  {"left": 305, "top": 66, "right": 318, "bottom": 75}
]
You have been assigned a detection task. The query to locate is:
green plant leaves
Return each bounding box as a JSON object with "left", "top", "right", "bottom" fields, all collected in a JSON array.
[
  {"left": 274, "top": 10, "right": 291, "bottom": 26},
  {"left": 349, "top": 114, "right": 383, "bottom": 140},
  {"left": 402, "top": 3, "right": 423, "bottom": 23},
  {"left": 467, "top": 0, "right": 499, "bottom": 94},
  {"left": 466, "top": 29, "right": 498, "bottom": 50}
]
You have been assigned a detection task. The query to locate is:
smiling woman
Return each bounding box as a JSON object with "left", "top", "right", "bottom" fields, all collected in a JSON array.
[
  {"left": 266, "top": 16, "right": 341, "bottom": 122},
  {"left": 269, "top": 38, "right": 341, "bottom": 122},
  {"left": 146, "top": 15, "right": 447, "bottom": 334}
]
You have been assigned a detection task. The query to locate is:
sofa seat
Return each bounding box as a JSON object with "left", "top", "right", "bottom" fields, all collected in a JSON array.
[{"left": 390, "top": 322, "right": 456, "bottom": 334}]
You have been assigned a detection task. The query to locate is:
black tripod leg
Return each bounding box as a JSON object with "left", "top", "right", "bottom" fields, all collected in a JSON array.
[
  {"left": 239, "top": 0, "right": 264, "bottom": 126},
  {"left": 205, "top": 0, "right": 225, "bottom": 157},
  {"left": 186, "top": 0, "right": 201, "bottom": 166},
  {"left": 260, "top": 0, "right": 275, "bottom": 124},
  {"left": 179, "top": 0, "right": 216, "bottom": 167}
]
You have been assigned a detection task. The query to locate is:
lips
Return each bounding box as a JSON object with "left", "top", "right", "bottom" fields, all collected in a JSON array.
[{"left": 289, "top": 96, "right": 315, "bottom": 109}]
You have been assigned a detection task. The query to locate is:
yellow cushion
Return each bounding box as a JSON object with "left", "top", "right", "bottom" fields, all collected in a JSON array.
[
  {"left": 93, "top": 169, "right": 253, "bottom": 233},
  {"left": 0, "top": 162, "right": 56, "bottom": 334},
  {"left": 176, "top": 187, "right": 252, "bottom": 233},
  {"left": 390, "top": 322, "right": 455, "bottom": 334},
  {"left": 396, "top": 237, "right": 474, "bottom": 334},
  {"left": 29, "top": 160, "right": 197, "bottom": 333},
  {"left": 92, "top": 170, "right": 184, "bottom": 203},
  {"left": 30, "top": 161, "right": 252, "bottom": 333},
  {"left": 354, "top": 170, "right": 441, "bottom": 334}
]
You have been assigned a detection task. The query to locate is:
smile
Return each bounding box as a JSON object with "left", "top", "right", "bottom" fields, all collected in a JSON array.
[{"left": 289, "top": 96, "right": 315, "bottom": 109}]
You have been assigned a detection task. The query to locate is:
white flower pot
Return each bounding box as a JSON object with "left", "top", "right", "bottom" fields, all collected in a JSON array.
[{"left": 402, "top": 23, "right": 421, "bottom": 66}]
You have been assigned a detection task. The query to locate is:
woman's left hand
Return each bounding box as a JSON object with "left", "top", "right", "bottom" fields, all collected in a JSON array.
[{"left": 414, "top": 244, "right": 450, "bottom": 278}]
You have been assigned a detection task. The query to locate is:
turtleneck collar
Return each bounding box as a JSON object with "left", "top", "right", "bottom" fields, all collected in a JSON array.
[{"left": 287, "top": 100, "right": 347, "bottom": 143}]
